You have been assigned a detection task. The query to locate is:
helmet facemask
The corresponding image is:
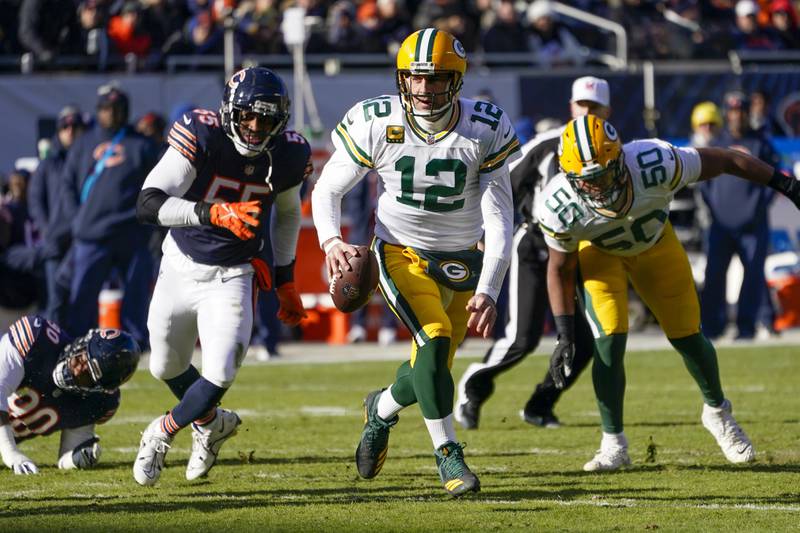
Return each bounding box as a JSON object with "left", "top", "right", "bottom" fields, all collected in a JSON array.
[
  {"left": 396, "top": 69, "right": 462, "bottom": 119},
  {"left": 566, "top": 152, "right": 628, "bottom": 210},
  {"left": 52, "top": 332, "right": 106, "bottom": 395},
  {"left": 221, "top": 100, "right": 288, "bottom": 158}
]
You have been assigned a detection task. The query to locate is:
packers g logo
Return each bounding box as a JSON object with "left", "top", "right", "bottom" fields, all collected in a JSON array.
[
  {"left": 453, "top": 39, "right": 466, "bottom": 59},
  {"left": 603, "top": 122, "right": 618, "bottom": 141},
  {"left": 441, "top": 261, "right": 469, "bottom": 282}
]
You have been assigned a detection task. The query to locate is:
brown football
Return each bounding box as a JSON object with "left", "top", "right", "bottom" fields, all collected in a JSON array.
[{"left": 330, "top": 246, "right": 379, "bottom": 313}]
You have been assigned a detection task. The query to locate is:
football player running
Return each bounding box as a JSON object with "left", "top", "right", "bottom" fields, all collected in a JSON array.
[
  {"left": 133, "top": 67, "right": 310, "bottom": 486},
  {"left": 538, "top": 115, "right": 800, "bottom": 471},
  {"left": 0, "top": 316, "right": 140, "bottom": 474},
  {"left": 312, "top": 28, "right": 519, "bottom": 496}
]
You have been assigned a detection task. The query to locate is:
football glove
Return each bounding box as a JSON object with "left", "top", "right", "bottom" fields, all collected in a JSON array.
[
  {"left": 549, "top": 315, "right": 576, "bottom": 390},
  {"left": 549, "top": 337, "right": 575, "bottom": 390},
  {"left": 5, "top": 451, "right": 38, "bottom": 475},
  {"left": 250, "top": 257, "right": 272, "bottom": 291},
  {"left": 276, "top": 282, "right": 307, "bottom": 326},
  {"left": 58, "top": 436, "right": 101, "bottom": 470},
  {"left": 202, "top": 200, "right": 262, "bottom": 240}
]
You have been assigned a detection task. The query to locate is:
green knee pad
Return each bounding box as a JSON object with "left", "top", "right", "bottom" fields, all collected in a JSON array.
[
  {"left": 593, "top": 334, "right": 627, "bottom": 433},
  {"left": 669, "top": 333, "right": 724, "bottom": 406},
  {"left": 412, "top": 337, "right": 453, "bottom": 419}
]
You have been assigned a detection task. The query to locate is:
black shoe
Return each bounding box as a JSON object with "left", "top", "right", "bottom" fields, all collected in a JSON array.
[
  {"left": 454, "top": 400, "right": 480, "bottom": 430},
  {"left": 519, "top": 409, "right": 561, "bottom": 428}
]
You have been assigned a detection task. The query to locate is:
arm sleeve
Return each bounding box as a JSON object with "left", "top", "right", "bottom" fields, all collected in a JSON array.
[
  {"left": 270, "top": 183, "right": 303, "bottom": 267},
  {"left": 0, "top": 334, "right": 26, "bottom": 413},
  {"left": 476, "top": 166, "right": 514, "bottom": 301},
  {"left": 137, "top": 147, "right": 201, "bottom": 227},
  {"left": 311, "top": 147, "right": 370, "bottom": 247},
  {"left": 59, "top": 141, "right": 81, "bottom": 224}
]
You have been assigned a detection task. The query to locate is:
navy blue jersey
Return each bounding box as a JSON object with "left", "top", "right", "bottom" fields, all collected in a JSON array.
[
  {"left": 6, "top": 316, "right": 119, "bottom": 441},
  {"left": 699, "top": 130, "right": 780, "bottom": 231},
  {"left": 167, "top": 109, "right": 312, "bottom": 266},
  {"left": 61, "top": 124, "right": 158, "bottom": 242}
]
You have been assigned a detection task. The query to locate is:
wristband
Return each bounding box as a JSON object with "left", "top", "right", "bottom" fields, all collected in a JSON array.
[
  {"left": 275, "top": 261, "right": 295, "bottom": 287},
  {"left": 553, "top": 315, "right": 575, "bottom": 341},
  {"left": 195, "top": 201, "right": 212, "bottom": 225}
]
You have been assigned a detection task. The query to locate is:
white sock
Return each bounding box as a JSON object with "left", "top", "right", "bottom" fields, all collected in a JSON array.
[
  {"left": 425, "top": 414, "right": 457, "bottom": 450},
  {"left": 601, "top": 431, "right": 628, "bottom": 450},
  {"left": 376, "top": 387, "right": 404, "bottom": 420}
]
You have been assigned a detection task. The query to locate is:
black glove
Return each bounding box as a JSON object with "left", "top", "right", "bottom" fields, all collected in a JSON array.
[
  {"left": 549, "top": 315, "right": 576, "bottom": 390},
  {"left": 768, "top": 169, "right": 800, "bottom": 209}
]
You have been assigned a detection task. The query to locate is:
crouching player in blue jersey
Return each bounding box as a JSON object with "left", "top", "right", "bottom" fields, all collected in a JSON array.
[
  {"left": 0, "top": 316, "right": 140, "bottom": 474},
  {"left": 133, "top": 67, "right": 311, "bottom": 486}
]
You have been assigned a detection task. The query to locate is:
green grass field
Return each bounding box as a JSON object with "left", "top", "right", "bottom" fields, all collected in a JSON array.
[{"left": 3, "top": 344, "right": 799, "bottom": 532}]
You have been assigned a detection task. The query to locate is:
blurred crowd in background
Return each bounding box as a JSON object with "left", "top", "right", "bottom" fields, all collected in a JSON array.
[{"left": 1, "top": 0, "right": 799, "bottom": 71}]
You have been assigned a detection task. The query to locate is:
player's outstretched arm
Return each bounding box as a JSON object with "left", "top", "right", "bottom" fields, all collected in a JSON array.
[
  {"left": 546, "top": 247, "right": 579, "bottom": 389},
  {"left": 697, "top": 146, "right": 800, "bottom": 208},
  {"left": 0, "top": 411, "right": 38, "bottom": 475}
]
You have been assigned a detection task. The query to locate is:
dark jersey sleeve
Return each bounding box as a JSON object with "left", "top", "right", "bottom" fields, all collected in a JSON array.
[
  {"left": 268, "top": 130, "right": 313, "bottom": 194},
  {"left": 165, "top": 109, "right": 220, "bottom": 170}
]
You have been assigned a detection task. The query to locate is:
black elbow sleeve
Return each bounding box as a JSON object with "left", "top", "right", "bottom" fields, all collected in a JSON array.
[{"left": 136, "top": 187, "right": 170, "bottom": 225}]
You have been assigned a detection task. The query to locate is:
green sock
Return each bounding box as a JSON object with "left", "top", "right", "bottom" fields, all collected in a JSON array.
[
  {"left": 412, "top": 337, "right": 453, "bottom": 419},
  {"left": 669, "top": 333, "right": 724, "bottom": 407},
  {"left": 593, "top": 334, "right": 627, "bottom": 433},
  {"left": 389, "top": 360, "right": 417, "bottom": 407}
]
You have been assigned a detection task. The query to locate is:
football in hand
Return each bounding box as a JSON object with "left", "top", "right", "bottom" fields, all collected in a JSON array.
[{"left": 330, "top": 246, "right": 379, "bottom": 313}]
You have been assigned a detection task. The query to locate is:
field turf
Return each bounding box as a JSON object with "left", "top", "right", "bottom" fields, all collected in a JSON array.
[{"left": 3, "top": 344, "right": 799, "bottom": 531}]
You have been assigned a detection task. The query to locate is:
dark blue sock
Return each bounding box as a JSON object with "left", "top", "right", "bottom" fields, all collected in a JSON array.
[
  {"left": 170, "top": 377, "right": 228, "bottom": 428},
  {"left": 164, "top": 366, "right": 201, "bottom": 400}
]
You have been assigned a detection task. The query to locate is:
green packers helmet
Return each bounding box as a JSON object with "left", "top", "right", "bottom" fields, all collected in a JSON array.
[
  {"left": 395, "top": 28, "right": 467, "bottom": 118},
  {"left": 559, "top": 115, "right": 627, "bottom": 209}
]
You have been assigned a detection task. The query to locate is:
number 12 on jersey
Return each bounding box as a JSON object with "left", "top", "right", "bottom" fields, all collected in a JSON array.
[{"left": 394, "top": 155, "right": 467, "bottom": 213}]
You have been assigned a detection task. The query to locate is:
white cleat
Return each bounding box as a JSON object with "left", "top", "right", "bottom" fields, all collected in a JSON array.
[
  {"left": 186, "top": 408, "right": 242, "bottom": 481},
  {"left": 701, "top": 399, "right": 755, "bottom": 464},
  {"left": 583, "top": 446, "right": 631, "bottom": 472},
  {"left": 133, "top": 416, "right": 173, "bottom": 486}
]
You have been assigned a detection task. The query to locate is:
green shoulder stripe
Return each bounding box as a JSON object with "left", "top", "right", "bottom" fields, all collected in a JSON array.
[
  {"left": 538, "top": 222, "right": 572, "bottom": 241},
  {"left": 335, "top": 122, "right": 373, "bottom": 169},
  {"left": 479, "top": 136, "right": 521, "bottom": 173},
  {"left": 668, "top": 145, "right": 684, "bottom": 190}
]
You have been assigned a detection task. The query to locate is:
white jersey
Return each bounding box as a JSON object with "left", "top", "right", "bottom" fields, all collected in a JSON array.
[
  {"left": 536, "top": 139, "right": 702, "bottom": 256},
  {"left": 326, "top": 95, "right": 520, "bottom": 251}
]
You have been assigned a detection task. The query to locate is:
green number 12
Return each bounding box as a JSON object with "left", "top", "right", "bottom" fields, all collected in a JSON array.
[{"left": 395, "top": 155, "right": 467, "bottom": 213}]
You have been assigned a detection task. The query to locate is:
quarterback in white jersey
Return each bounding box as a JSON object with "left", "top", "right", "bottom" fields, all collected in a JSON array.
[
  {"left": 537, "top": 115, "right": 800, "bottom": 473},
  {"left": 312, "top": 28, "right": 518, "bottom": 497}
]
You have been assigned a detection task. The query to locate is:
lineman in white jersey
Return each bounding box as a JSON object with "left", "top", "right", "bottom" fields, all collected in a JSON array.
[
  {"left": 537, "top": 114, "right": 800, "bottom": 471},
  {"left": 312, "top": 28, "right": 519, "bottom": 496}
]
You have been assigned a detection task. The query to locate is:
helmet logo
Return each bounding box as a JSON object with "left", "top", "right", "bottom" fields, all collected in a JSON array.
[
  {"left": 229, "top": 69, "right": 247, "bottom": 88},
  {"left": 453, "top": 39, "right": 466, "bottom": 59},
  {"left": 99, "top": 329, "right": 121, "bottom": 340},
  {"left": 603, "top": 122, "right": 618, "bottom": 141}
]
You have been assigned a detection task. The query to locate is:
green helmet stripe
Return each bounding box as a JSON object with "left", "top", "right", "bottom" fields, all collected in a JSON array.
[
  {"left": 427, "top": 29, "right": 438, "bottom": 62},
  {"left": 584, "top": 116, "right": 596, "bottom": 159},
  {"left": 572, "top": 119, "right": 587, "bottom": 161},
  {"left": 414, "top": 30, "right": 424, "bottom": 63}
]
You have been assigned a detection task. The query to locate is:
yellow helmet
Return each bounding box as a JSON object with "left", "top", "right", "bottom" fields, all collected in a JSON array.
[
  {"left": 559, "top": 115, "right": 627, "bottom": 209},
  {"left": 395, "top": 28, "right": 467, "bottom": 118},
  {"left": 691, "top": 101, "right": 722, "bottom": 130}
]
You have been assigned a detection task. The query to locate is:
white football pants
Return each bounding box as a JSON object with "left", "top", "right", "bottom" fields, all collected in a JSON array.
[{"left": 147, "top": 250, "right": 255, "bottom": 389}]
